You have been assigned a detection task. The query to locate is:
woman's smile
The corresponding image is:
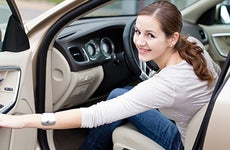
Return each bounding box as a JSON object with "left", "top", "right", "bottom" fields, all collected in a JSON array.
[{"left": 137, "top": 48, "right": 151, "bottom": 55}]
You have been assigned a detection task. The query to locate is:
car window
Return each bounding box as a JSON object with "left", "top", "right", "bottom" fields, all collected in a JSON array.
[
  {"left": 15, "top": 0, "right": 59, "bottom": 22},
  {"left": 219, "top": 0, "right": 230, "bottom": 24},
  {"left": 0, "top": 0, "right": 12, "bottom": 51}
]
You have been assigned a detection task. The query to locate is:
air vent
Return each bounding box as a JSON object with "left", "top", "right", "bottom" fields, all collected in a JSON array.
[{"left": 68, "top": 46, "right": 88, "bottom": 63}]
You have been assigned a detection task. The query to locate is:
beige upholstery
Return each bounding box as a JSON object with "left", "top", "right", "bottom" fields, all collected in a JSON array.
[
  {"left": 112, "top": 103, "right": 208, "bottom": 150},
  {"left": 113, "top": 123, "right": 164, "bottom": 150}
]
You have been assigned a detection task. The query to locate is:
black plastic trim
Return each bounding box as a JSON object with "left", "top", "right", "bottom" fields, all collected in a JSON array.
[{"left": 2, "top": 15, "right": 30, "bottom": 52}]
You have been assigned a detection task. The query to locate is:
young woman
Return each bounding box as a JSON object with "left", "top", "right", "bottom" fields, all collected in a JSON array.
[{"left": 0, "top": 1, "right": 220, "bottom": 150}]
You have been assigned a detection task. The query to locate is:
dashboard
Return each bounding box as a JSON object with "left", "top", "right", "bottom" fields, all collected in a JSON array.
[{"left": 54, "top": 17, "right": 129, "bottom": 72}]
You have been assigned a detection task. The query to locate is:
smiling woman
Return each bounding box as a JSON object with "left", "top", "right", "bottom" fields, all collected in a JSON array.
[
  {"left": 0, "top": 1, "right": 222, "bottom": 150},
  {"left": 0, "top": 0, "right": 229, "bottom": 150}
]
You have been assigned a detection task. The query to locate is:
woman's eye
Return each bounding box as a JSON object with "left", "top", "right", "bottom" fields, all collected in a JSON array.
[
  {"left": 148, "top": 33, "right": 155, "bottom": 38},
  {"left": 134, "top": 29, "right": 141, "bottom": 35}
]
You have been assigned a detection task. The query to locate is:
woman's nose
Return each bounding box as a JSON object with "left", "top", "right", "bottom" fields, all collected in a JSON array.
[{"left": 136, "top": 36, "right": 146, "bottom": 46}]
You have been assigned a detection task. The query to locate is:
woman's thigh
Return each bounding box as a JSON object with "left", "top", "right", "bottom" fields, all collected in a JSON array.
[{"left": 128, "top": 109, "right": 183, "bottom": 150}]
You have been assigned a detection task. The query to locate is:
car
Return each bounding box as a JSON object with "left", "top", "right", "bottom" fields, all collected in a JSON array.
[{"left": 0, "top": 0, "right": 229, "bottom": 149}]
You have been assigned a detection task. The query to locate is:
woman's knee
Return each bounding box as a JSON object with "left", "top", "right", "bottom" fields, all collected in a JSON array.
[{"left": 107, "top": 88, "right": 131, "bottom": 100}]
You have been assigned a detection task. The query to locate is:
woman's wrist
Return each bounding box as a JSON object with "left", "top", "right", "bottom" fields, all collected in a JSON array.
[
  {"left": 41, "top": 113, "right": 56, "bottom": 126},
  {"left": 23, "top": 114, "right": 42, "bottom": 128}
]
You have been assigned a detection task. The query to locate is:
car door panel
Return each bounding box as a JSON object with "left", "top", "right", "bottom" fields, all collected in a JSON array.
[
  {"left": 200, "top": 25, "right": 230, "bottom": 66},
  {"left": 0, "top": 0, "right": 37, "bottom": 148},
  {"left": 212, "top": 32, "right": 230, "bottom": 57},
  {"left": 0, "top": 50, "right": 37, "bottom": 150},
  {"left": 0, "top": 66, "right": 20, "bottom": 113}
]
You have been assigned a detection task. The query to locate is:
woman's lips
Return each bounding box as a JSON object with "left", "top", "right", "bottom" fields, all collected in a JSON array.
[{"left": 138, "top": 48, "right": 151, "bottom": 55}]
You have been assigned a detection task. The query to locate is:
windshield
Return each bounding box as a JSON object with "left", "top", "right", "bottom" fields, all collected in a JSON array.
[
  {"left": 86, "top": 0, "right": 199, "bottom": 17},
  {"left": 15, "top": 0, "right": 198, "bottom": 22}
]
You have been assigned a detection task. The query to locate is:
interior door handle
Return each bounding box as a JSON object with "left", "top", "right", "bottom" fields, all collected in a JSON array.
[{"left": 0, "top": 66, "right": 21, "bottom": 113}]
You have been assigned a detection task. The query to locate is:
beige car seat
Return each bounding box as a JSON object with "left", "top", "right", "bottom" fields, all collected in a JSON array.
[{"left": 112, "top": 103, "right": 208, "bottom": 150}]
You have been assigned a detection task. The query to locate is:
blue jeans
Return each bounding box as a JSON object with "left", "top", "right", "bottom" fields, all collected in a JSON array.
[{"left": 80, "top": 87, "right": 184, "bottom": 150}]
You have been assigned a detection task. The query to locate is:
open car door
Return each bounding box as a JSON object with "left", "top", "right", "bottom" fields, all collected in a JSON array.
[{"left": 0, "top": 0, "right": 37, "bottom": 150}]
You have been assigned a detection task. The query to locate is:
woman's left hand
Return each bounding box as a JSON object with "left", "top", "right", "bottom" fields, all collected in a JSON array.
[{"left": 0, "top": 114, "right": 26, "bottom": 129}]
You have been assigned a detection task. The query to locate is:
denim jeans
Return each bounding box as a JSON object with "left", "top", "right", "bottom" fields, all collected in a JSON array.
[{"left": 80, "top": 87, "right": 184, "bottom": 150}]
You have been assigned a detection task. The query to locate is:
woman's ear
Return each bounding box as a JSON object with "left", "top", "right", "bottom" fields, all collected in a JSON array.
[{"left": 169, "top": 32, "right": 179, "bottom": 47}]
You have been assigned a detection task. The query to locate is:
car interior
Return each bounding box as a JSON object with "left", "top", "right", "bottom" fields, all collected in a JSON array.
[
  {"left": 0, "top": 0, "right": 230, "bottom": 150},
  {"left": 36, "top": 1, "right": 229, "bottom": 150}
]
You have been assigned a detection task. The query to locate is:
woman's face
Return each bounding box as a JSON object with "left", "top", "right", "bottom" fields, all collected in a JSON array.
[{"left": 133, "top": 15, "right": 172, "bottom": 63}]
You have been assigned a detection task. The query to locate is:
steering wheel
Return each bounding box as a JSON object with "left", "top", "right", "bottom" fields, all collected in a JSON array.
[{"left": 123, "top": 17, "right": 159, "bottom": 80}]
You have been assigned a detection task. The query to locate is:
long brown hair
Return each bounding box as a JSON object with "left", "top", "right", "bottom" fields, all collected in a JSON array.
[{"left": 138, "top": 0, "right": 213, "bottom": 85}]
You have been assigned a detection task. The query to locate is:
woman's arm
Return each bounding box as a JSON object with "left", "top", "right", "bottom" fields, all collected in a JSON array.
[{"left": 0, "top": 109, "right": 82, "bottom": 129}]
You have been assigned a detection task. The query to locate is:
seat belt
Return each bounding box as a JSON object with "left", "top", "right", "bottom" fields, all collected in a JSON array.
[{"left": 192, "top": 51, "right": 230, "bottom": 150}]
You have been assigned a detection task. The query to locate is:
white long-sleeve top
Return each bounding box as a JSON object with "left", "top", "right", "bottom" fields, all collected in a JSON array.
[{"left": 80, "top": 42, "right": 220, "bottom": 142}]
